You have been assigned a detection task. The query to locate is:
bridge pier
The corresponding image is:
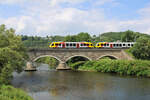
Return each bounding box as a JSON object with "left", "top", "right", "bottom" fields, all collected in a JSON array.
[
  {"left": 24, "top": 62, "right": 36, "bottom": 71},
  {"left": 56, "top": 62, "right": 71, "bottom": 70}
]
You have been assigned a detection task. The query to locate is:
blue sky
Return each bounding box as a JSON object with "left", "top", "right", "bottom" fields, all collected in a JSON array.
[{"left": 0, "top": 0, "right": 150, "bottom": 36}]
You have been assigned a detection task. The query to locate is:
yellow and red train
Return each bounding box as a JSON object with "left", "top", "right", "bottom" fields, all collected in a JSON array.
[
  {"left": 49, "top": 42, "right": 135, "bottom": 48},
  {"left": 49, "top": 42, "right": 94, "bottom": 48}
]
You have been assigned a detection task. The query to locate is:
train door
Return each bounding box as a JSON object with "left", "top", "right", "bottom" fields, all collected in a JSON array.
[
  {"left": 110, "top": 44, "right": 113, "bottom": 48},
  {"left": 77, "top": 43, "right": 79, "bottom": 48},
  {"left": 62, "top": 43, "right": 65, "bottom": 48}
]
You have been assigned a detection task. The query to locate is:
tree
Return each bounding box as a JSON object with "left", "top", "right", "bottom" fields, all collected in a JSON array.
[
  {"left": 76, "top": 32, "right": 92, "bottom": 42},
  {"left": 130, "top": 36, "right": 150, "bottom": 60},
  {"left": 100, "top": 32, "right": 123, "bottom": 42},
  {"left": 121, "top": 30, "right": 136, "bottom": 42},
  {"left": 0, "top": 24, "right": 28, "bottom": 85},
  {"left": 64, "top": 35, "right": 77, "bottom": 42}
]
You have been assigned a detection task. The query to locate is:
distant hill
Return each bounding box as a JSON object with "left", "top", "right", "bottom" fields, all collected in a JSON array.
[
  {"left": 100, "top": 32, "right": 123, "bottom": 42},
  {"left": 99, "top": 31, "right": 150, "bottom": 42}
]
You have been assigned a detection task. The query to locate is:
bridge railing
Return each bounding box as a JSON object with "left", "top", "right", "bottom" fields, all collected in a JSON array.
[{"left": 23, "top": 41, "right": 50, "bottom": 49}]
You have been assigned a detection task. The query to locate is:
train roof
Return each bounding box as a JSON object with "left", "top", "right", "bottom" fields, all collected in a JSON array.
[
  {"left": 52, "top": 41, "right": 92, "bottom": 43},
  {"left": 96, "top": 42, "right": 135, "bottom": 43}
]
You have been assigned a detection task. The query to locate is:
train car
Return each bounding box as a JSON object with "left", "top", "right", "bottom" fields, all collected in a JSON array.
[
  {"left": 95, "top": 42, "right": 135, "bottom": 48},
  {"left": 49, "top": 42, "right": 94, "bottom": 48},
  {"left": 95, "top": 42, "right": 110, "bottom": 48}
]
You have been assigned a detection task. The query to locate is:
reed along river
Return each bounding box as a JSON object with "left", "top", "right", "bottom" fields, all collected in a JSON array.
[{"left": 12, "top": 64, "right": 150, "bottom": 100}]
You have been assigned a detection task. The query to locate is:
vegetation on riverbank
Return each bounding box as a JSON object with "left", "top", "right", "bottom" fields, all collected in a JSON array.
[
  {"left": 0, "top": 85, "right": 33, "bottom": 100},
  {"left": 70, "top": 59, "right": 150, "bottom": 77}
]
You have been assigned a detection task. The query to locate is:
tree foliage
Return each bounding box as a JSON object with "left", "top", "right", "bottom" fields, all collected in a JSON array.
[
  {"left": 76, "top": 32, "right": 92, "bottom": 42},
  {"left": 121, "top": 30, "right": 137, "bottom": 42},
  {"left": 0, "top": 24, "right": 27, "bottom": 85},
  {"left": 64, "top": 35, "right": 77, "bottom": 42},
  {"left": 64, "top": 32, "right": 91, "bottom": 42},
  {"left": 130, "top": 36, "right": 150, "bottom": 60}
]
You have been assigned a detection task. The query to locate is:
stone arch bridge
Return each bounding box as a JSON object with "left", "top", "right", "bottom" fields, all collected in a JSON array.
[{"left": 26, "top": 48, "right": 133, "bottom": 70}]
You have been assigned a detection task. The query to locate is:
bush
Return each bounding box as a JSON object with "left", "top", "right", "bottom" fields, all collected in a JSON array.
[
  {"left": 70, "top": 61, "right": 86, "bottom": 70},
  {"left": 78, "top": 59, "right": 150, "bottom": 77},
  {"left": 0, "top": 85, "right": 33, "bottom": 100},
  {"left": 130, "top": 36, "right": 150, "bottom": 60}
]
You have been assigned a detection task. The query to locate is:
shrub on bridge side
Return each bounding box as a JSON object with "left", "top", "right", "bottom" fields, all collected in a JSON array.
[
  {"left": 78, "top": 59, "right": 150, "bottom": 77},
  {"left": 0, "top": 85, "right": 33, "bottom": 100}
]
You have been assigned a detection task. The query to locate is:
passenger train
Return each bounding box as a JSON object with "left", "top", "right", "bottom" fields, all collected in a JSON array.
[
  {"left": 49, "top": 42, "right": 135, "bottom": 48},
  {"left": 49, "top": 42, "right": 94, "bottom": 48}
]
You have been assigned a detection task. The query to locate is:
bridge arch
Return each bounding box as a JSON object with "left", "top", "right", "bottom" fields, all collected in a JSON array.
[
  {"left": 97, "top": 55, "right": 118, "bottom": 60},
  {"left": 65, "top": 55, "right": 92, "bottom": 62},
  {"left": 33, "top": 55, "right": 62, "bottom": 62}
]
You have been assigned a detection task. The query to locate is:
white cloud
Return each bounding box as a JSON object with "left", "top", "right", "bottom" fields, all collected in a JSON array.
[
  {"left": 117, "top": 5, "right": 150, "bottom": 34},
  {"left": 138, "top": 6, "right": 150, "bottom": 18},
  {"left": 0, "top": 0, "right": 25, "bottom": 4},
  {"left": 49, "top": 0, "right": 87, "bottom": 7},
  {"left": 0, "top": 0, "right": 150, "bottom": 36},
  {"left": 94, "top": 0, "right": 116, "bottom": 6}
]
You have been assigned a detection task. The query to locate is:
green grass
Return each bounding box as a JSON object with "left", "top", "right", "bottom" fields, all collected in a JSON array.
[{"left": 0, "top": 85, "right": 33, "bottom": 100}]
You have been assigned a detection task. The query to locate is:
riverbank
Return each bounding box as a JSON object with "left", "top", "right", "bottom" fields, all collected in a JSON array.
[
  {"left": 70, "top": 59, "right": 150, "bottom": 77},
  {"left": 0, "top": 85, "right": 33, "bottom": 100}
]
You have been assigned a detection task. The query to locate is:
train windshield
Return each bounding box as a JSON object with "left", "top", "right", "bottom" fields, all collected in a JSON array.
[{"left": 51, "top": 43, "right": 54, "bottom": 46}]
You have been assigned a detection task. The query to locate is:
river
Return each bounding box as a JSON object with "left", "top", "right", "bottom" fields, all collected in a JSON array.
[{"left": 12, "top": 64, "right": 150, "bottom": 100}]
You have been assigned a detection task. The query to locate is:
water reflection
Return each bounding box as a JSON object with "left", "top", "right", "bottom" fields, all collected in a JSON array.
[{"left": 12, "top": 64, "right": 150, "bottom": 100}]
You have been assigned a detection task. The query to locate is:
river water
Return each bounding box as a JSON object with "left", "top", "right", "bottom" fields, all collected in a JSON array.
[{"left": 12, "top": 64, "right": 150, "bottom": 100}]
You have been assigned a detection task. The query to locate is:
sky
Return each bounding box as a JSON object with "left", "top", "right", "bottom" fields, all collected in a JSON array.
[{"left": 0, "top": 0, "right": 150, "bottom": 36}]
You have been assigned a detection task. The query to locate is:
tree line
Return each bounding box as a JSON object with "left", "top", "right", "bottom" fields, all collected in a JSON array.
[{"left": 21, "top": 30, "right": 150, "bottom": 42}]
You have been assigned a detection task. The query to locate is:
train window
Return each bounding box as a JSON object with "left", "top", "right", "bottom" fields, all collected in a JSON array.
[
  {"left": 116, "top": 44, "right": 119, "bottom": 46},
  {"left": 87, "top": 44, "right": 89, "bottom": 46},
  {"left": 113, "top": 44, "right": 116, "bottom": 46},
  {"left": 59, "top": 44, "right": 61, "bottom": 46},
  {"left": 70, "top": 44, "right": 72, "bottom": 46},
  {"left": 81, "top": 44, "right": 83, "bottom": 46},
  {"left": 119, "top": 44, "right": 122, "bottom": 46},
  {"left": 101, "top": 44, "right": 103, "bottom": 46},
  {"left": 128, "top": 44, "right": 130, "bottom": 46},
  {"left": 73, "top": 44, "right": 76, "bottom": 46},
  {"left": 55, "top": 43, "right": 58, "bottom": 46},
  {"left": 123, "top": 44, "right": 125, "bottom": 46},
  {"left": 104, "top": 44, "right": 106, "bottom": 46},
  {"left": 52, "top": 44, "right": 54, "bottom": 46},
  {"left": 84, "top": 44, "right": 86, "bottom": 46},
  {"left": 66, "top": 43, "right": 69, "bottom": 46},
  {"left": 97, "top": 44, "right": 99, "bottom": 46},
  {"left": 107, "top": 44, "right": 109, "bottom": 46},
  {"left": 131, "top": 44, "right": 133, "bottom": 46}
]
